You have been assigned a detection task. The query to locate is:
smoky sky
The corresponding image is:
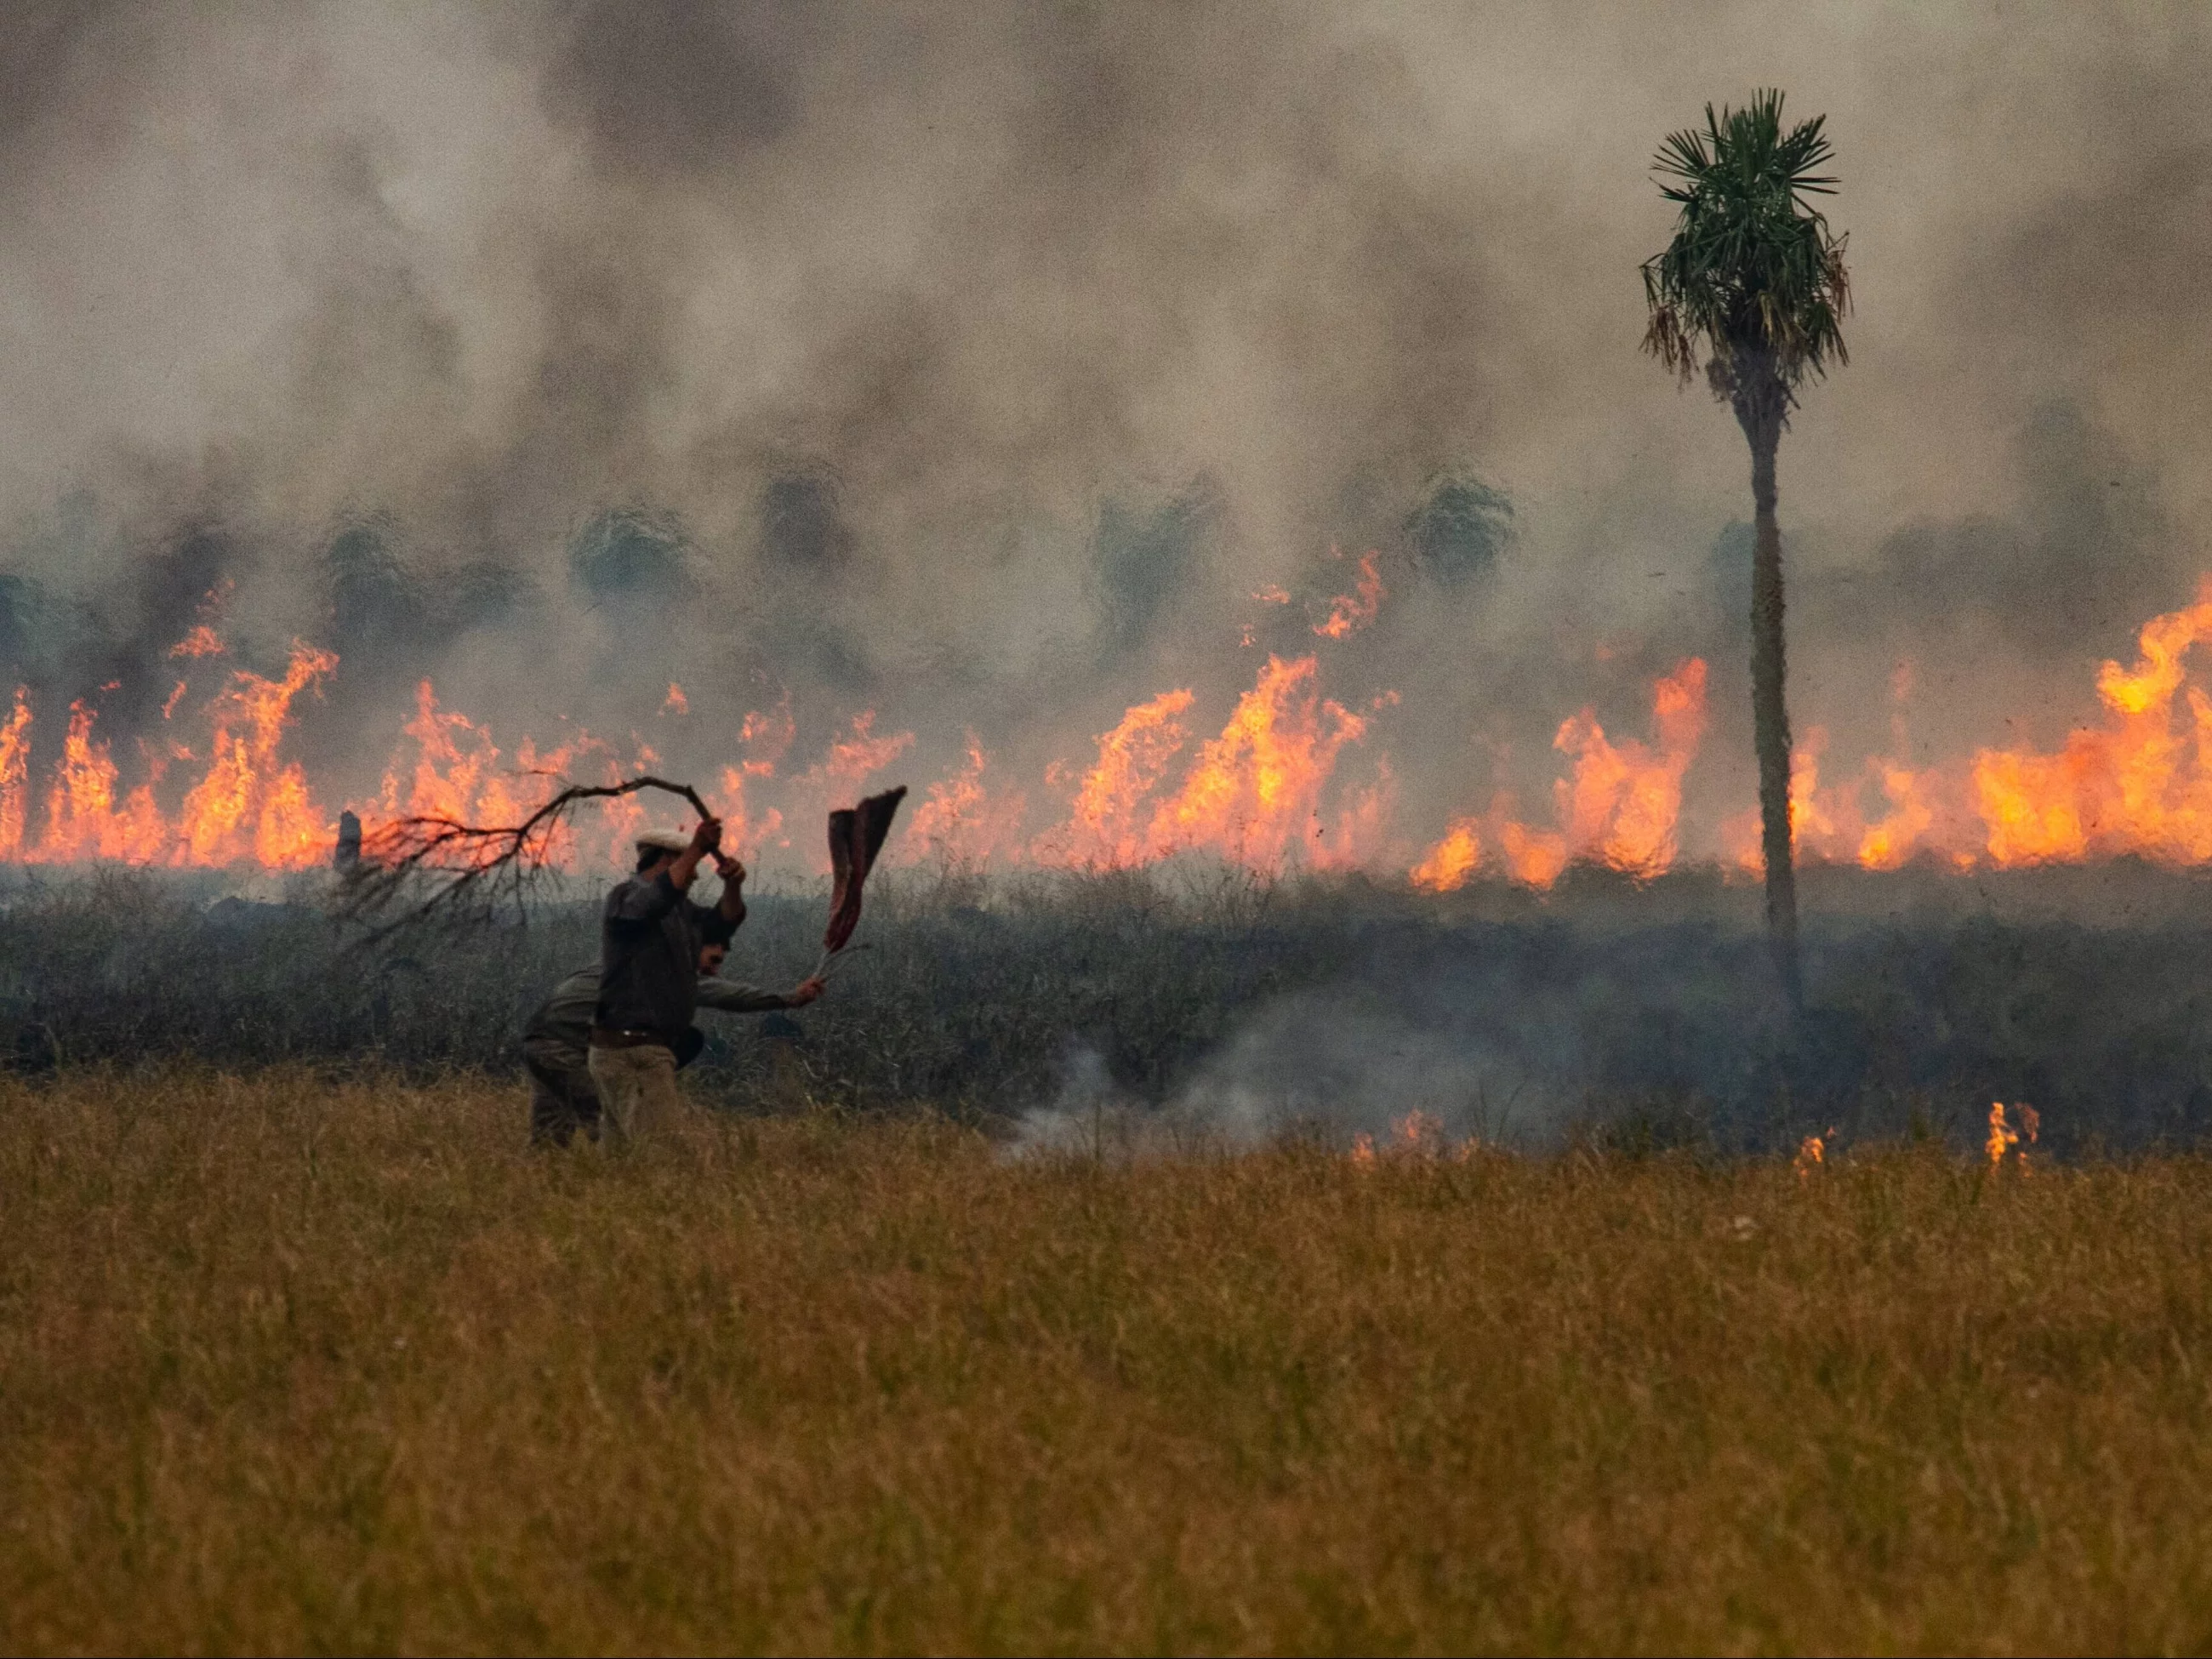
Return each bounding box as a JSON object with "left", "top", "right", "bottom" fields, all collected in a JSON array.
[{"left": 2, "top": 2, "right": 2209, "bottom": 846}]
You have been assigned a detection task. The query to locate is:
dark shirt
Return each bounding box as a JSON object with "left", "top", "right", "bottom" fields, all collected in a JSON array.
[
  {"left": 593, "top": 872, "right": 740, "bottom": 1041},
  {"left": 532, "top": 963, "right": 791, "bottom": 1054}
]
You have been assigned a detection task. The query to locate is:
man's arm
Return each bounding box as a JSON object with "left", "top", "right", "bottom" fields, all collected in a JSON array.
[
  {"left": 714, "top": 853, "right": 747, "bottom": 926},
  {"left": 693, "top": 975, "right": 791, "bottom": 1015},
  {"left": 694, "top": 974, "right": 827, "bottom": 1014}
]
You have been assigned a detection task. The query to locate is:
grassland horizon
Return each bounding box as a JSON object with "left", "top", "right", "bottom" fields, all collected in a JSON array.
[{"left": 4, "top": 1065, "right": 2209, "bottom": 1654}]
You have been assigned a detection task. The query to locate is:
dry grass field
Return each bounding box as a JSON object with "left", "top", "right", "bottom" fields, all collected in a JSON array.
[{"left": 3, "top": 1069, "right": 2211, "bottom": 1654}]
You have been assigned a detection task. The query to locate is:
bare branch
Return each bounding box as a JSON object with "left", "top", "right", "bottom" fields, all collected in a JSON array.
[{"left": 336, "top": 775, "right": 711, "bottom": 940}]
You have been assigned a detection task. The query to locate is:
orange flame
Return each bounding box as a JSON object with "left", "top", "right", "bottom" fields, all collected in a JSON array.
[
  {"left": 30, "top": 576, "right": 2212, "bottom": 888},
  {"left": 382, "top": 679, "right": 499, "bottom": 824},
  {"left": 1314, "top": 755, "right": 1398, "bottom": 871},
  {"left": 1496, "top": 819, "right": 1570, "bottom": 888},
  {"left": 1346, "top": 1111, "right": 1470, "bottom": 1165},
  {"left": 818, "top": 710, "right": 915, "bottom": 792},
  {"left": 1970, "top": 577, "right": 2212, "bottom": 864},
  {"left": 1313, "top": 550, "right": 1384, "bottom": 639},
  {"left": 910, "top": 733, "right": 1028, "bottom": 864},
  {"left": 1415, "top": 658, "right": 1708, "bottom": 890},
  {"left": 39, "top": 701, "right": 166, "bottom": 863},
  {"left": 3, "top": 647, "right": 338, "bottom": 869},
  {"left": 1146, "top": 655, "right": 1367, "bottom": 870},
  {"left": 362, "top": 683, "right": 646, "bottom": 870},
  {"left": 1573, "top": 657, "right": 1708, "bottom": 875},
  {"left": 1393, "top": 1109, "right": 1439, "bottom": 1153},
  {"left": 708, "top": 773, "right": 778, "bottom": 861},
  {"left": 0, "top": 688, "right": 30, "bottom": 859},
  {"left": 1036, "top": 689, "right": 1194, "bottom": 868},
  {"left": 1411, "top": 818, "right": 1480, "bottom": 892},
  {"left": 1856, "top": 760, "right": 1940, "bottom": 870},
  {"left": 1732, "top": 581, "right": 2212, "bottom": 875},
  {"left": 739, "top": 695, "right": 796, "bottom": 767},
  {"left": 1986, "top": 1102, "right": 2021, "bottom": 1167},
  {"left": 1725, "top": 726, "right": 1840, "bottom": 875},
  {"left": 707, "top": 698, "right": 793, "bottom": 862},
  {"left": 167, "top": 625, "right": 225, "bottom": 660},
  {"left": 178, "top": 644, "right": 338, "bottom": 868}
]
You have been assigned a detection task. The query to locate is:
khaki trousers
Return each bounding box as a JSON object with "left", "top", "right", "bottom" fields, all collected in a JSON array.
[
  {"left": 587, "top": 1041, "right": 687, "bottom": 1141},
  {"left": 524, "top": 1036, "right": 601, "bottom": 1146}
]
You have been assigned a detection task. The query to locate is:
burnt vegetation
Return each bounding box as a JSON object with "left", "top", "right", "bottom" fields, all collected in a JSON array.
[{"left": 4, "top": 862, "right": 2212, "bottom": 1154}]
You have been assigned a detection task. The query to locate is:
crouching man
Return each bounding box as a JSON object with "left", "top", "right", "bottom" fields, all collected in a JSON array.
[
  {"left": 533, "top": 818, "right": 823, "bottom": 1144},
  {"left": 523, "top": 934, "right": 824, "bottom": 1145}
]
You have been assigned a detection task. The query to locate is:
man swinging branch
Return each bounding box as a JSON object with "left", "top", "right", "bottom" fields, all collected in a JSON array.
[{"left": 533, "top": 818, "right": 822, "bottom": 1143}]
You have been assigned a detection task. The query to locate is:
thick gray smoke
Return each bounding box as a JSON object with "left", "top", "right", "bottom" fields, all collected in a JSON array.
[{"left": 1, "top": 3, "right": 2206, "bottom": 853}]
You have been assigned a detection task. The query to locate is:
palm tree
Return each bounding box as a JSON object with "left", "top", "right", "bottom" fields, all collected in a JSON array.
[{"left": 1641, "top": 89, "right": 1849, "bottom": 1006}]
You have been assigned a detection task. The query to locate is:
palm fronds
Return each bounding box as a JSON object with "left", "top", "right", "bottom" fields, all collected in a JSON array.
[{"left": 1640, "top": 88, "right": 1850, "bottom": 408}]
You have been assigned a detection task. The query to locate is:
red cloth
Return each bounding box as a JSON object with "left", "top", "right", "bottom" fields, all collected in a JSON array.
[{"left": 824, "top": 785, "right": 906, "bottom": 953}]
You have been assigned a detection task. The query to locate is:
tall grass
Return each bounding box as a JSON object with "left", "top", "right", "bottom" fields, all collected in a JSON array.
[{"left": 3, "top": 1067, "right": 2209, "bottom": 1652}]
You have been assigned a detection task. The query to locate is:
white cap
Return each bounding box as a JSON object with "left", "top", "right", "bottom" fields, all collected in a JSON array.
[{"left": 636, "top": 829, "right": 692, "bottom": 854}]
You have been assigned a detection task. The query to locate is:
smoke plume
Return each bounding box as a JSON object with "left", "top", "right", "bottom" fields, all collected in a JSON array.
[{"left": 2, "top": 3, "right": 2209, "bottom": 858}]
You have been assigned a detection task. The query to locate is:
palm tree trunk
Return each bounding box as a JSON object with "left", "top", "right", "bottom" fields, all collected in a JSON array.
[{"left": 1744, "top": 408, "right": 1802, "bottom": 1008}]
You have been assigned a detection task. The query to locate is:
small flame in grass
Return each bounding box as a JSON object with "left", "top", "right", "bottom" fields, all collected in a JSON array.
[
  {"left": 1793, "top": 1132, "right": 1828, "bottom": 1183},
  {"left": 1394, "top": 1109, "right": 1439, "bottom": 1151},
  {"left": 662, "top": 682, "right": 689, "bottom": 716},
  {"left": 168, "top": 625, "right": 225, "bottom": 660},
  {"left": 1991, "top": 1106, "right": 2026, "bottom": 1167},
  {"left": 1346, "top": 1110, "right": 1478, "bottom": 1165},
  {"left": 1999, "top": 1106, "right": 2044, "bottom": 1185}
]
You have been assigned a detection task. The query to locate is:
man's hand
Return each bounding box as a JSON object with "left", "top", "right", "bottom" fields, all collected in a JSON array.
[
  {"left": 712, "top": 852, "right": 747, "bottom": 887},
  {"left": 670, "top": 815, "right": 722, "bottom": 889},
  {"left": 786, "top": 977, "right": 827, "bottom": 1007}
]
